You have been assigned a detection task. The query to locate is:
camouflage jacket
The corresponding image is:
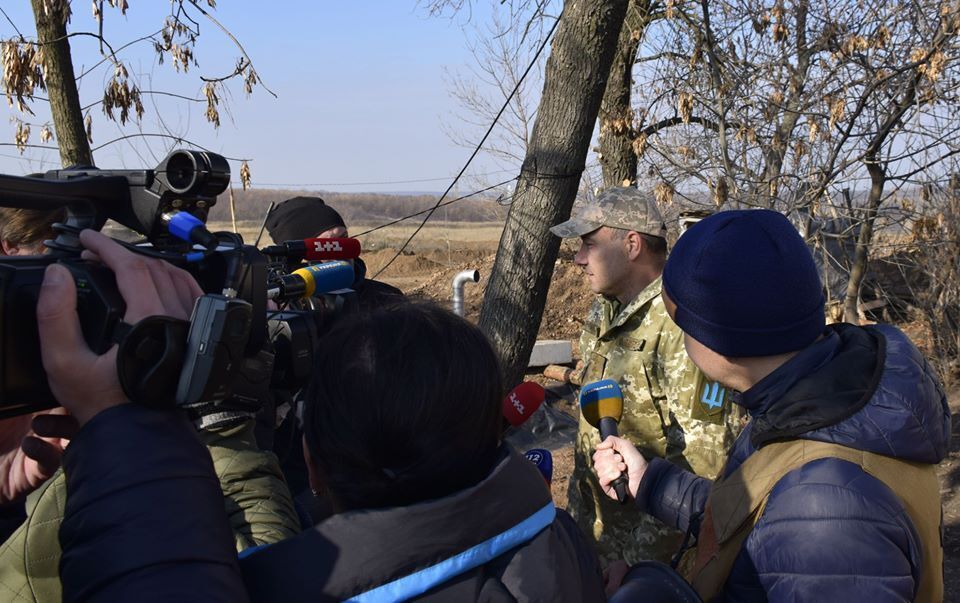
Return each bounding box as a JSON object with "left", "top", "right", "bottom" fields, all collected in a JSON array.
[
  {"left": 569, "top": 276, "right": 742, "bottom": 564},
  {"left": 0, "top": 419, "right": 300, "bottom": 603}
]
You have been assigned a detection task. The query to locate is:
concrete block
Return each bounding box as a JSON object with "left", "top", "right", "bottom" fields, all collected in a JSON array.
[{"left": 528, "top": 339, "right": 573, "bottom": 367}]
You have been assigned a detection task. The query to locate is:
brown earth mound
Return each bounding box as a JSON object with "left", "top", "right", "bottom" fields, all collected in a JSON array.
[{"left": 372, "top": 243, "right": 593, "bottom": 343}]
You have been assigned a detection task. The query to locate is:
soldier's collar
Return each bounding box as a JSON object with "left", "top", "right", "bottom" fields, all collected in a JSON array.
[{"left": 600, "top": 276, "right": 663, "bottom": 331}]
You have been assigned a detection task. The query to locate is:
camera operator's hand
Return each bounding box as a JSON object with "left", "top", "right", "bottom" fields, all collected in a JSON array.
[
  {"left": 37, "top": 230, "right": 202, "bottom": 426},
  {"left": 593, "top": 436, "right": 648, "bottom": 502},
  {"left": 0, "top": 408, "right": 78, "bottom": 504}
]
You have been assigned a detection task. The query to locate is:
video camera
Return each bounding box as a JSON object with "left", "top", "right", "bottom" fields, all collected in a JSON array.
[{"left": 0, "top": 150, "right": 356, "bottom": 419}]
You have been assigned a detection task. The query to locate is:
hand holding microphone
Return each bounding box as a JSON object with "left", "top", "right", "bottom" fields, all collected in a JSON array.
[
  {"left": 579, "top": 379, "right": 640, "bottom": 504},
  {"left": 593, "top": 435, "right": 647, "bottom": 504}
]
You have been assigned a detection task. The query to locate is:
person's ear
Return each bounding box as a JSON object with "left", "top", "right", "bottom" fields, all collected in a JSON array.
[
  {"left": 1, "top": 240, "right": 20, "bottom": 256},
  {"left": 625, "top": 231, "right": 644, "bottom": 261}
]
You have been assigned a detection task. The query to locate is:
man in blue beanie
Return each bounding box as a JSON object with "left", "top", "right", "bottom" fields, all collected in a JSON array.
[{"left": 593, "top": 209, "right": 949, "bottom": 601}]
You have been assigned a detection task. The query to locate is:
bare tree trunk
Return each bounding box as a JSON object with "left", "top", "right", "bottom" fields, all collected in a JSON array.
[
  {"left": 479, "top": 0, "right": 629, "bottom": 388},
  {"left": 842, "top": 165, "right": 884, "bottom": 323},
  {"left": 699, "top": 0, "right": 737, "bottom": 208},
  {"left": 760, "top": 0, "right": 810, "bottom": 208},
  {"left": 31, "top": 0, "right": 93, "bottom": 167},
  {"left": 597, "top": 0, "right": 651, "bottom": 188}
]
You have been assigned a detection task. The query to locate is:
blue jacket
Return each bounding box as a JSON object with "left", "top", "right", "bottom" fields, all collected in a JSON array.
[{"left": 636, "top": 324, "right": 951, "bottom": 602}]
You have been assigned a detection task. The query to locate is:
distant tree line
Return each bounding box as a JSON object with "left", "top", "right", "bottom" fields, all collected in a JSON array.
[{"left": 206, "top": 189, "right": 510, "bottom": 225}]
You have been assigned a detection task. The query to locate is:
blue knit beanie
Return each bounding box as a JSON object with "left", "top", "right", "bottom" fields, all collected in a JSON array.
[{"left": 662, "top": 209, "right": 825, "bottom": 357}]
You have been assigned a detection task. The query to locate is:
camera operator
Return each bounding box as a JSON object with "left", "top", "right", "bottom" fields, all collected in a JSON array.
[
  {"left": 0, "top": 230, "right": 300, "bottom": 602},
  {"left": 47, "top": 235, "right": 605, "bottom": 602},
  {"left": 0, "top": 206, "right": 72, "bottom": 543}
]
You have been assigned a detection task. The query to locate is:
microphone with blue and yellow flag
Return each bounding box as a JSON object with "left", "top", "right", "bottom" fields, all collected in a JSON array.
[{"left": 579, "top": 379, "right": 629, "bottom": 504}]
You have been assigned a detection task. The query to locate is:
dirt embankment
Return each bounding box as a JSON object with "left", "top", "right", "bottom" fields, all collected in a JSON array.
[{"left": 366, "top": 240, "right": 593, "bottom": 344}]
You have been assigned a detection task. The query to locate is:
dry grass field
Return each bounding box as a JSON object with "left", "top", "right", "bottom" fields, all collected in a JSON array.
[{"left": 208, "top": 219, "right": 505, "bottom": 252}]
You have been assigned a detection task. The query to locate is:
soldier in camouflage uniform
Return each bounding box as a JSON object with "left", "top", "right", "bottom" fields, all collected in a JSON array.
[{"left": 551, "top": 187, "right": 742, "bottom": 566}]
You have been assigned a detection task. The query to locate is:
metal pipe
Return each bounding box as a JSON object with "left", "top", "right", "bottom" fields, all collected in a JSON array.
[{"left": 452, "top": 269, "right": 480, "bottom": 316}]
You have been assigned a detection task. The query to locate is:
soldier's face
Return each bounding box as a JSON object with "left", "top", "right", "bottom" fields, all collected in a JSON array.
[{"left": 574, "top": 227, "right": 631, "bottom": 298}]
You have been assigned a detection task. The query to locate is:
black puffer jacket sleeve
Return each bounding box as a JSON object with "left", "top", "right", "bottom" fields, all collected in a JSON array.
[{"left": 59, "top": 404, "right": 249, "bottom": 603}]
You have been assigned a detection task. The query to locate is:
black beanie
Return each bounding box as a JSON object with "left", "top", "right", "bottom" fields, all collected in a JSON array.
[
  {"left": 662, "top": 209, "right": 825, "bottom": 357},
  {"left": 265, "top": 196, "right": 346, "bottom": 243}
]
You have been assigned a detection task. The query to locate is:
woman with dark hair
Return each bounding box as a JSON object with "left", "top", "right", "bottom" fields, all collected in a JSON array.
[
  {"left": 45, "top": 235, "right": 605, "bottom": 602},
  {"left": 241, "top": 301, "right": 605, "bottom": 601}
]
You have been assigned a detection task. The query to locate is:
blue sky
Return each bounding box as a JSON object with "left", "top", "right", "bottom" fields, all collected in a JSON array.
[{"left": 0, "top": 1, "right": 520, "bottom": 192}]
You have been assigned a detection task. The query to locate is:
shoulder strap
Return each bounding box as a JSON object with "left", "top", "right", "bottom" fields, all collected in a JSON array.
[{"left": 687, "top": 440, "right": 942, "bottom": 602}]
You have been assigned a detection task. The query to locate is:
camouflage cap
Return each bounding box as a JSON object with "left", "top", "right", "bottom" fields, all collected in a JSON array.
[{"left": 550, "top": 187, "right": 667, "bottom": 239}]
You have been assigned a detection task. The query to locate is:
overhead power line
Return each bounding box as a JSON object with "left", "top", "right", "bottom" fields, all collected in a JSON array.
[{"left": 371, "top": 9, "right": 564, "bottom": 279}]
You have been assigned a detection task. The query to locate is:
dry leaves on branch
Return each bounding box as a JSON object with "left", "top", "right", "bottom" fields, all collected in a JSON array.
[
  {"left": 108, "top": 0, "right": 129, "bottom": 14},
  {"left": 713, "top": 178, "right": 728, "bottom": 207},
  {"left": 632, "top": 133, "right": 648, "bottom": 158},
  {"left": 872, "top": 25, "right": 891, "bottom": 49},
  {"left": 239, "top": 161, "right": 251, "bottom": 190},
  {"left": 841, "top": 35, "right": 870, "bottom": 56},
  {"left": 918, "top": 50, "right": 946, "bottom": 83},
  {"left": 40, "top": 125, "right": 53, "bottom": 143},
  {"left": 752, "top": 11, "right": 771, "bottom": 34},
  {"left": 735, "top": 125, "right": 758, "bottom": 144},
  {"left": 827, "top": 93, "right": 846, "bottom": 131},
  {"left": 102, "top": 62, "right": 144, "bottom": 125},
  {"left": 2, "top": 41, "right": 46, "bottom": 114},
  {"left": 772, "top": 3, "right": 788, "bottom": 44},
  {"left": 38, "top": 0, "right": 71, "bottom": 26},
  {"left": 155, "top": 16, "right": 198, "bottom": 73},
  {"left": 14, "top": 121, "right": 29, "bottom": 153},
  {"left": 794, "top": 139, "right": 807, "bottom": 161},
  {"left": 677, "top": 145, "right": 696, "bottom": 161},
  {"left": 204, "top": 82, "right": 221, "bottom": 127},
  {"left": 95, "top": 0, "right": 129, "bottom": 20},
  {"left": 677, "top": 92, "right": 693, "bottom": 124},
  {"left": 808, "top": 117, "right": 820, "bottom": 142},
  {"left": 244, "top": 66, "right": 258, "bottom": 95},
  {"left": 654, "top": 181, "right": 675, "bottom": 206}
]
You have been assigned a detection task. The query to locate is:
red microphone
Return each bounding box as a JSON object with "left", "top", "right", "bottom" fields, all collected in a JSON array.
[
  {"left": 262, "top": 237, "right": 362, "bottom": 261},
  {"left": 502, "top": 381, "right": 546, "bottom": 429}
]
